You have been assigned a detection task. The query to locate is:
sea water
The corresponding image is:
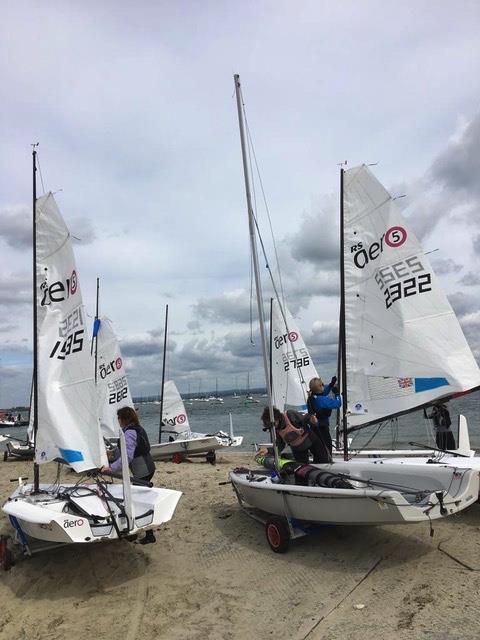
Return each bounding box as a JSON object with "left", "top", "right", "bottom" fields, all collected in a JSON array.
[{"left": 2, "top": 392, "right": 479, "bottom": 454}]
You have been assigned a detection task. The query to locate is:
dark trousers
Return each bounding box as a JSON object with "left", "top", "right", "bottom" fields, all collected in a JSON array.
[
  {"left": 312, "top": 422, "right": 333, "bottom": 456},
  {"left": 292, "top": 432, "right": 331, "bottom": 464},
  {"left": 436, "top": 430, "right": 456, "bottom": 451}
]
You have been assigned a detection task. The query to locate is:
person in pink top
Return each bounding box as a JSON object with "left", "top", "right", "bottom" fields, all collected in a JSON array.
[{"left": 260, "top": 406, "right": 330, "bottom": 463}]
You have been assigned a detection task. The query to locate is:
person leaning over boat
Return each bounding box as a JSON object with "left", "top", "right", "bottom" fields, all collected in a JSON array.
[
  {"left": 307, "top": 376, "right": 339, "bottom": 456},
  {"left": 260, "top": 406, "right": 330, "bottom": 463},
  {"left": 423, "top": 402, "right": 456, "bottom": 451},
  {"left": 100, "top": 406, "right": 157, "bottom": 544}
]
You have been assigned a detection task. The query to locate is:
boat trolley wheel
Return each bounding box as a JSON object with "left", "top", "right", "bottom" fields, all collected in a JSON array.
[
  {"left": 0, "top": 536, "right": 14, "bottom": 571},
  {"left": 3, "top": 451, "right": 7, "bottom": 462},
  {"left": 265, "top": 517, "right": 290, "bottom": 553}
]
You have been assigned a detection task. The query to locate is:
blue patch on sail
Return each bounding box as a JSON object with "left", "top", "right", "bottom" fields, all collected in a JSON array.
[
  {"left": 414, "top": 378, "right": 449, "bottom": 393},
  {"left": 59, "top": 448, "right": 85, "bottom": 463}
]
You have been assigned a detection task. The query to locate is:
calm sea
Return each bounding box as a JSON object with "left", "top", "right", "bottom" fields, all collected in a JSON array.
[{"left": 2, "top": 392, "right": 479, "bottom": 453}]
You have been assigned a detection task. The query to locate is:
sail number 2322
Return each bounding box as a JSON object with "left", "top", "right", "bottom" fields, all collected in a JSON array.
[{"left": 374, "top": 255, "right": 432, "bottom": 309}]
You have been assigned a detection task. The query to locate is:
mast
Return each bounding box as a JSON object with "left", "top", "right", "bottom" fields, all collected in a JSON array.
[
  {"left": 158, "top": 303, "right": 168, "bottom": 443},
  {"left": 32, "top": 144, "right": 39, "bottom": 492},
  {"left": 339, "top": 167, "right": 348, "bottom": 461},
  {"left": 234, "top": 74, "right": 279, "bottom": 469},
  {"left": 92, "top": 277, "right": 100, "bottom": 383}
]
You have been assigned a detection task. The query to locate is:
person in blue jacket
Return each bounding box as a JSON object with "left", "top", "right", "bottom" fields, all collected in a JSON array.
[{"left": 307, "top": 376, "right": 341, "bottom": 457}]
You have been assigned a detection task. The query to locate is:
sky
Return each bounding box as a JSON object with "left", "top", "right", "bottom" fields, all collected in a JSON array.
[{"left": 1, "top": 1, "right": 480, "bottom": 406}]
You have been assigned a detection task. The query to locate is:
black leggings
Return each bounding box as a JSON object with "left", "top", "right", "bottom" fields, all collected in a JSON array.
[{"left": 292, "top": 432, "right": 331, "bottom": 464}]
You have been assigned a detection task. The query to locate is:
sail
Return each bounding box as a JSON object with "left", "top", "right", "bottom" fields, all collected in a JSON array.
[
  {"left": 271, "top": 298, "right": 319, "bottom": 411},
  {"left": 343, "top": 165, "right": 480, "bottom": 429},
  {"left": 95, "top": 316, "right": 133, "bottom": 438},
  {"left": 161, "top": 380, "right": 190, "bottom": 436},
  {"left": 34, "top": 193, "right": 107, "bottom": 471}
]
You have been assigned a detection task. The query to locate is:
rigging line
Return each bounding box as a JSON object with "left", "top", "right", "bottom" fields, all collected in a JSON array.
[
  {"left": 36, "top": 152, "right": 46, "bottom": 194},
  {"left": 249, "top": 250, "right": 255, "bottom": 344},
  {"left": 243, "top": 111, "right": 286, "bottom": 306}
]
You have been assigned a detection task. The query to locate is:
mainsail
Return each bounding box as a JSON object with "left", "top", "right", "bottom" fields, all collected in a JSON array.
[
  {"left": 271, "top": 298, "right": 318, "bottom": 411},
  {"left": 95, "top": 316, "right": 133, "bottom": 438},
  {"left": 343, "top": 165, "right": 480, "bottom": 430},
  {"left": 161, "top": 380, "right": 190, "bottom": 436},
  {"left": 34, "top": 193, "right": 107, "bottom": 471}
]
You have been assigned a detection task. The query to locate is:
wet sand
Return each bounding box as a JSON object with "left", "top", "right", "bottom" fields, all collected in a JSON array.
[{"left": 0, "top": 453, "right": 479, "bottom": 640}]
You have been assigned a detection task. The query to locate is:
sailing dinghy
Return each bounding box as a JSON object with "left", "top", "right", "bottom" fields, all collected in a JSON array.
[
  {"left": 330, "top": 164, "right": 480, "bottom": 471},
  {"left": 229, "top": 75, "right": 479, "bottom": 552},
  {"left": 1, "top": 151, "right": 181, "bottom": 565},
  {"left": 150, "top": 380, "right": 243, "bottom": 462}
]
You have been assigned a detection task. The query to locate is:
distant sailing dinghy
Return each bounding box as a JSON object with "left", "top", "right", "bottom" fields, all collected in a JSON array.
[
  {"left": 150, "top": 381, "right": 243, "bottom": 462},
  {"left": 1, "top": 152, "right": 181, "bottom": 567},
  {"left": 229, "top": 75, "right": 479, "bottom": 552}
]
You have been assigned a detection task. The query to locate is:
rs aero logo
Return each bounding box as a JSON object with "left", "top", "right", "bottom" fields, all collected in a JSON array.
[
  {"left": 274, "top": 331, "right": 298, "bottom": 350},
  {"left": 350, "top": 227, "right": 407, "bottom": 269},
  {"left": 64, "top": 518, "right": 84, "bottom": 529},
  {"left": 99, "top": 357, "right": 123, "bottom": 379},
  {"left": 40, "top": 270, "right": 78, "bottom": 306},
  {"left": 164, "top": 414, "right": 186, "bottom": 427}
]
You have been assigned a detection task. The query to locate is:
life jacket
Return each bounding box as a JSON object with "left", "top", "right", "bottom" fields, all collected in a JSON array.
[
  {"left": 124, "top": 424, "right": 155, "bottom": 479},
  {"left": 276, "top": 412, "right": 309, "bottom": 449}
]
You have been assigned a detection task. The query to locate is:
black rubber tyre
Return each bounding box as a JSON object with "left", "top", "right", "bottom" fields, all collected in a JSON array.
[
  {"left": 3, "top": 451, "right": 8, "bottom": 462},
  {"left": 206, "top": 450, "right": 216, "bottom": 465},
  {"left": 265, "top": 517, "right": 290, "bottom": 553}
]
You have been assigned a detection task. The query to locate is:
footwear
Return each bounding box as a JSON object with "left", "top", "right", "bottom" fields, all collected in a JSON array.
[{"left": 138, "top": 531, "right": 156, "bottom": 545}]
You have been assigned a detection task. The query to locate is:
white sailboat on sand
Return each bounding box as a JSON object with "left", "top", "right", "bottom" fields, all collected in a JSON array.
[
  {"left": 151, "top": 379, "right": 243, "bottom": 462},
  {"left": 228, "top": 75, "right": 479, "bottom": 552},
  {"left": 1, "top": 151, "right": 181, "bottom": 568},
  {"left": 333, "top": 164, "right": 480, "bottom": 472},
  {"left": 151, "top": 306, "right": 243, "bottom": 463}
]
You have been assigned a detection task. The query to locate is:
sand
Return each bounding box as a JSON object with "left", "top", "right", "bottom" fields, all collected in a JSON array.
[{"left": 0, "top": 452, "right": 479, "bottom": 640}]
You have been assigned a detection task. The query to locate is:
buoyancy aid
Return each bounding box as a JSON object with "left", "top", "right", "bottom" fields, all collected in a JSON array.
[
  {"left": 276, "top": 412, "right": 309, "bottom": 449},
  {"left": 124, "top": 424, "right": 155, "bottom": 479}
]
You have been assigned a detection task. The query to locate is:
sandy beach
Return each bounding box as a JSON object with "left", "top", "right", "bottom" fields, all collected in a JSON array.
[{"left": 0, "top": 453, "right": 479, "bottom": 640}]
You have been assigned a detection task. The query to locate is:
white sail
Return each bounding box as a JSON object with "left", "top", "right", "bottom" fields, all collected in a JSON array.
[
  {"left": 271, "top": 298, "right": 319, "bottom": 411},
  {"left": 34, "top": 193, "right": 107, "bottom": 471},
  {"left": 95, "top": 316, "right": 133, "bottom": 438},
  {"left": 343, "top": 165, "right": 480, "bottom": 428},
  {"left": 162, "top": 380, "right": 190, "bottom": 436}
]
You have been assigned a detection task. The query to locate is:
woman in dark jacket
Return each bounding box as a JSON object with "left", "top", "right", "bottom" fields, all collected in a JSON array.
[{"left": 101, "top": 406, "right": 156, "bottom": 544}]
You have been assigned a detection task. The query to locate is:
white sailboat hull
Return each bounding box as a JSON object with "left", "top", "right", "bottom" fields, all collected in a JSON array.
[
  {"left": 230, "top": 461, "right": 479, "bottom": 525},
  {"left": 151, "top": 434, "right": 243, "bottom": 460},
  {"left": 3, "top": 483, "right": 182, "bottom": 545}
]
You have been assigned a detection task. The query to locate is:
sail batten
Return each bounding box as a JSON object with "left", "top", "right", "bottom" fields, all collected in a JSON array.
[{"left": 343, "top": 165, "right": 480, "bottom": 429}]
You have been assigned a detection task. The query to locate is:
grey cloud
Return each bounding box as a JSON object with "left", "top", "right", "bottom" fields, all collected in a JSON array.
[
  {"left": 0, "top": 273, "right": 31, "bottom": 307},
  {"left": 473, "top": 235, "right": 480, "bottom": 256},
  {"left": 120, "top": 331, "right": 176, "bottom": 358},
  {"left": 430, "top": 114, "right": 480, "bottom": 198},
  {"left": 192, "top": 291, "right": 252, "bottom": 324},
  {"left": 431, "top": 258, "right": 463, "bottom": 275},
  {"left": 0, "top": 205, "right": 31, "bottom": 249},
  {"left": 447, "top": 292, "right": 479, "bottom": 318},
  {"left": 458, "top": 271, "right": 480, "bottom": 287},
  {"left": 289, "top": 199, "right": 339, "bottom": 270}
]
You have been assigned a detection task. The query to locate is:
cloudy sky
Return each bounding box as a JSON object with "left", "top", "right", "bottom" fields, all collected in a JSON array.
[{"left": 1, "top": 1, "right": 480, "bottom": 406}]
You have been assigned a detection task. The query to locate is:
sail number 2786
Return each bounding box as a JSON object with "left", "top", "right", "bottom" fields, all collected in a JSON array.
[{"left": 374, "top": 255, "right": 432, "bottom": 310}]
